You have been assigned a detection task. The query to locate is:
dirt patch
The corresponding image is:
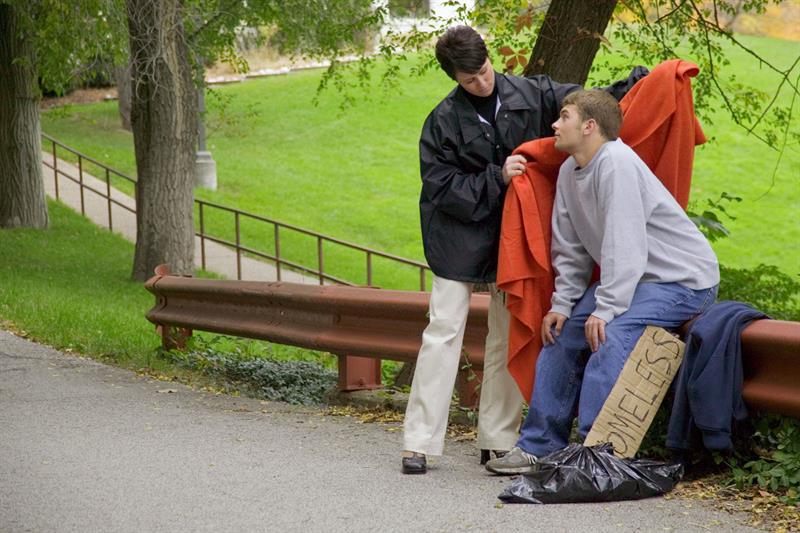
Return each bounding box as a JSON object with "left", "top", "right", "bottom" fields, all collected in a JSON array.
[{"left": 41, "top": 87, "right": 118, "bottom": 109}]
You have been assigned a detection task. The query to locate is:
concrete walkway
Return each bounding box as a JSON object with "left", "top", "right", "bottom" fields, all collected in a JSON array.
[
  {"left": 0, "top": 330, "right": 757, "bottom": 532},
  {"left": 41, "top": 154, "right": 318, "bottom": 283}
]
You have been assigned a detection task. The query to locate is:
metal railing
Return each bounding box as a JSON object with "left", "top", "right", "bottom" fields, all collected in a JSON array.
[
  {"left": 146, "top": 271, "right": 800, "bottom": 417},
  {"left": 42, "top": 134, "right": 137, "bottom": 232},
  {"left": 41, "top": 133, "right": 431, "bottom": 290}
]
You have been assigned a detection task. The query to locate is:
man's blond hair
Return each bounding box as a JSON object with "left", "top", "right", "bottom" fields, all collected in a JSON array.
[{"left": 562, "top": 90, "right": 622, "bottom": 140}]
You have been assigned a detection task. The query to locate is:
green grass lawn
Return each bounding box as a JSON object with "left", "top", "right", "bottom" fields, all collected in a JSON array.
[
  {"left": 41, "top": 34, "right": 800, "bottom": 284},
  {"left": 0, "top": 201, "right": 340, "bottom": 376},
  {"left": 0, "top": 201, "right": 162, "bottom": 368}
]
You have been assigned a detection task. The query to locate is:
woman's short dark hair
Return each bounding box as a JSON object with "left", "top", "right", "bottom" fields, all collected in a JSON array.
[{"left": 435, "top": 26, "right": 488, "bottom": 80}]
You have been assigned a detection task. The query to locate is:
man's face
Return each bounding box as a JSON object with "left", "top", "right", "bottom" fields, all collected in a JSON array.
[
  {"left": 454, "top": 57, "right": 495, "bottom": 97},
  {"left": 552, "top": 104, "right": 588, "bottom": 153}
]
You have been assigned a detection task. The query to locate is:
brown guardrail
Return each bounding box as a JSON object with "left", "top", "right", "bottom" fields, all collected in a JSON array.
[
  {"left": 145, "top": 266, "right": 488, "bottom": 403},
  {"left": 145, "top": 270, "right": 800, "bottom": 417}
]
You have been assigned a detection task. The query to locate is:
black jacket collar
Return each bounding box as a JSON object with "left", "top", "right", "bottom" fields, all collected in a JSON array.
[{"left": 454, "top": 73, "right": 532, "bottom": 143}]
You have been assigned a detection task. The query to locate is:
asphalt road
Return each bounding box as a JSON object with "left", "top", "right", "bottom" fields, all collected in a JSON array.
[{"left": 0, "top": 330, "right": 756, "bottom": 532}]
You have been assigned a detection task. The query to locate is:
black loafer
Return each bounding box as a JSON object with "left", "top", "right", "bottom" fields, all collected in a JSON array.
[
  {"left": 480, "top": 449, "right": 509, "bottom": 465},
  {"left": 402, "top": 452, "right": 427, "bottom": 474}
]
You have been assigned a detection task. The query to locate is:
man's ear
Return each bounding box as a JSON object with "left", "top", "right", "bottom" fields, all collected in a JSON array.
[{"left": 583, "top": 118, "right": 597, "bottom": 136}]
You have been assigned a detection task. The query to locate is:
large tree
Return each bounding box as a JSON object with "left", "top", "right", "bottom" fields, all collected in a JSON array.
[
  {"left": 126, "top": 0, "right": 198, "bottom": 280},
  {"left": 124, "top": 0, "right": 379, "bottom": 280},
  {"left": 0, "top": 1, "right": 124, "bottom": 229},
  {"left": 0, "top": 4, "right": 46, "bottom": 228},
  {"left": 522, "top": 0, "right": 618, "bottom": 84}
]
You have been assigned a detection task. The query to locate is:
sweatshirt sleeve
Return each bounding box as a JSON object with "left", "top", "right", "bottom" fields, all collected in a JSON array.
[
  {"left": 550, "top": 185, "right": 595, "bottom": 318},
  {"left": 419, "top": 112, "right": 507, "bottom": 223},
  {"left": 591, "top": 158, "right": 650, "bottom": 323}
]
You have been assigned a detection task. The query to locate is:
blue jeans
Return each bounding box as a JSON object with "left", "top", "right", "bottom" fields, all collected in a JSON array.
[{"left": 516, "top": 281, "right": 718, "bottom": 457}]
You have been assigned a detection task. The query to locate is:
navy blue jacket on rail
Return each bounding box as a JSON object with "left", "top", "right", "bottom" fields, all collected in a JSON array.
[{"left": 666, "top": 301, "right": 768, "bottom": 451}]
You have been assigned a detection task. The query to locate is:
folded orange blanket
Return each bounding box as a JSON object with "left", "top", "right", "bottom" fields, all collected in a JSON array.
[{"left": 497, "top": 59, "right": 706, "bottom": 400}]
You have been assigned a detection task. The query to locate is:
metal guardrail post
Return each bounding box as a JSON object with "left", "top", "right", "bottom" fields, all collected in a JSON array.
[
  {"left": 151, "top": 265, "right": 193, "bottom": 350},
  {"left": 456, "top": 368, "right": 482, "bottom": 409},
  {"left": 337, "top": 355, "right": 383, "bottom": 391}
]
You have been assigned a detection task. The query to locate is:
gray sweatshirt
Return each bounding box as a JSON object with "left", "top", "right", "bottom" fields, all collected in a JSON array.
[{"left": 550, "top": 138, "right": 719, "bottom": 323}]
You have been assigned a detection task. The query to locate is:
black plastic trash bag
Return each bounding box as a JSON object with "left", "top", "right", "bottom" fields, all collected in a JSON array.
[{"left": 498, "top": 443, "right": 683, "bottom": 504}]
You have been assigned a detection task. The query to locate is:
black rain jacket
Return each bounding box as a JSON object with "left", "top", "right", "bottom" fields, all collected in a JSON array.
[{"left": 419, "top": 69, "right": 648, "bottom": 283}]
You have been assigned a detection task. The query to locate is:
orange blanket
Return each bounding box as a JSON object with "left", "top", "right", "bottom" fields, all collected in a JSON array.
[{"left": 497, "top": 59, "right": 707, "bottom": 400}]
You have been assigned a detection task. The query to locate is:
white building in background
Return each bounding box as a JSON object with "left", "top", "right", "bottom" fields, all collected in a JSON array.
[{"left": 378, "top": 0, "right": 476, "bottom": 34}]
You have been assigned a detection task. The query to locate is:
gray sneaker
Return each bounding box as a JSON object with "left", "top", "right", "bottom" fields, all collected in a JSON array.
[{"left": 485, "top": 446, "right": 537, "bottom": 475}]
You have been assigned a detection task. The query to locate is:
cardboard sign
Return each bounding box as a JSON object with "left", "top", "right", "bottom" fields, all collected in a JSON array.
[{"left": 584, "top": 326, "right": 685, "bottom": 458}]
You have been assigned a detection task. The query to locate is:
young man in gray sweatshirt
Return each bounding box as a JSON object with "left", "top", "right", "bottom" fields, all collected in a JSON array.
[{"left": 486, "top": 89, "right": 720, "bottom": 474}]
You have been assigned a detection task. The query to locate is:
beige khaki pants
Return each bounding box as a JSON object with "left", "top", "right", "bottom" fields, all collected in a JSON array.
[{"left": 403, "top": 275, "right": 524, "bottom": 456}]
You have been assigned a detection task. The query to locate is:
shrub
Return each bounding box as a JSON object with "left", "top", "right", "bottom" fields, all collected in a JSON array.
[
  {"left": 724, "top": 414, "right": 800, "bottom": 504},
  {"left": 718, "top": 263, "right": 800, "bottom": 321},
  {"left": 166, "top": 335, "right": 337, "bottom": 405}
]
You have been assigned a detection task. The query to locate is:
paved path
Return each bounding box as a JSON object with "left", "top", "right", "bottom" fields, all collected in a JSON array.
[
  {"left": 40, "top": 155, "right": 318, "bottom": 283},
  {"left": 1, "top": 330, "right": 756, "bottom": 532}
]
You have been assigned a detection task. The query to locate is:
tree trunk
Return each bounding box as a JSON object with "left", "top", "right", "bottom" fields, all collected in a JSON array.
[
  {"left": 127, "top": 0, "right": 197, "bottom": 281},
  {"left": 114, "top": 62, "right": 133, "bottom": 131},
  {"left": 524, "top": 0, "right": 618, "bottom": 85},
  {"left": 0, "top": 4, "right": 48, "bottom": 229}
]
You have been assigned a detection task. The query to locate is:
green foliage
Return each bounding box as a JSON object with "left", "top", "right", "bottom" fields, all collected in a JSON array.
[
  {"left": 182, "top": 0, "right": 379, "bottom": 82},
  {"left": 718, "top": 264, "right": 800, "bottom": 321},
  {"left": 688, "top": 192, "right": 742, "bottom": 242},
  {"left": 265, "top": 0, "right": 379, "bottom": 58},
  {"left": 381, "top": 360, "right": 402, "bottom": 386},
  {"left": 312, "top": 0, "right": 799, "bottom": 156},
  {"left": 4, "top": 0, "right": 127, "bottom": 95},
  {"left": 602, "top": 0, "right": 798, "bottom": 152},
  {"left": 166, "top": 335, "right": 337, "bottom": 405},
  {"left": 723, "top": 415, "right": 800, "bottom": 504}
]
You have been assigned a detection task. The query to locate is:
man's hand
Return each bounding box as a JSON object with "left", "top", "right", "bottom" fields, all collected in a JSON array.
[
  {"left": 585, "top": 315, "right": 607, "bottom": 352},
  {"left": 502, "top": 154, "right": 527, "bottom": 184},
  {"left": 541, "top": 312, "right": 568, "bottom": 345}
]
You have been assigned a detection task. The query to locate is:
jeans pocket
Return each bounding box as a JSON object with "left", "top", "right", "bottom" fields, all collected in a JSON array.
[{"left": 695, "top": 285, "right": 718, "bottom": 315}]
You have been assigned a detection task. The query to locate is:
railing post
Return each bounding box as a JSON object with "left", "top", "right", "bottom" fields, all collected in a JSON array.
[
  {"left": 199, "top": 202, "right": 206, "bottom": 271},
  {"left": 78, "top": 156, "right": 85, "bottom": 215},
  {"left": 274, "top": 224, "right": 281, "bottom": 281},
  {"left": 337, "top": 354, "right": 383, "bottom": 391},
  {"left": 317, "top": 236, "right": 324, "bottom": 285},
  {"left": 234, "top": 211, "right": 242, "bottom": 280},
  {"left": 366, "top": 252, "right": 372, "bottom": 287},
  {"left": 105, "top": 168, "right": 113, "bottom": 231},
  {"left": 420, "top": 267, "right": 426, "bottom": 292},
  {"left": 53, "top": 141, "right": 59, "bottom": 201}
]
